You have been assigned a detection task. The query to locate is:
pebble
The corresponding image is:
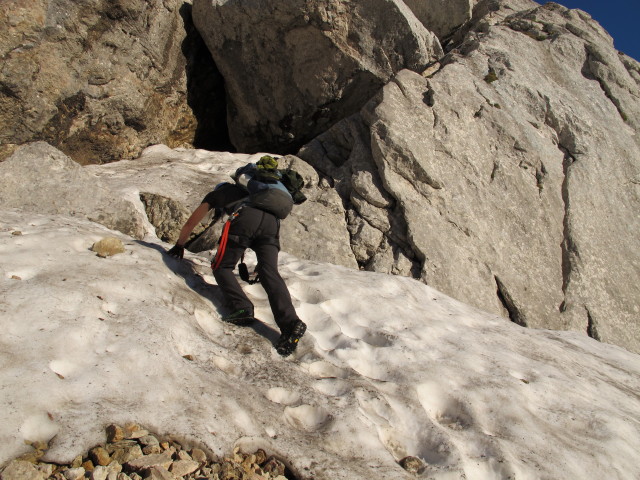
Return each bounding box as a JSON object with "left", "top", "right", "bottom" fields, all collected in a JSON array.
[
  {"left": 91, "top": 237, "right": 125, "bottom": 258},
  {"left": 399, "top": 455, "right": 426, "bottom": 474},
  {"left": 0, "top": 425, "right": 294, "bottom": 480}
]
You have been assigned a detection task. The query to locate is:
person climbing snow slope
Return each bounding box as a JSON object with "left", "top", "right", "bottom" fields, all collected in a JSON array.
[{"left": 167, "top": 156, "right": 307, "bottom": 357}]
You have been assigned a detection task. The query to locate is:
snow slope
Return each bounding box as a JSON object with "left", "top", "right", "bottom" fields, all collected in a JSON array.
[{"left": 1, "top": 209, "right": 639, "bottom": 480}]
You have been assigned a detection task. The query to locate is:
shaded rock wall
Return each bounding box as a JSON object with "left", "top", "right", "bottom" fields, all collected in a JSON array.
[
  {"left": 0, "top": 0, "right": 228, "bottom": 164},
  {"left": 192, "top": 0, "right": 443, "bottom": 153}
]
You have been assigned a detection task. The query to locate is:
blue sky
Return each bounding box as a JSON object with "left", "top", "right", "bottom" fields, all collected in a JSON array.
[{"left": 555, "top": 0, "right": 639, "bottom": 60}]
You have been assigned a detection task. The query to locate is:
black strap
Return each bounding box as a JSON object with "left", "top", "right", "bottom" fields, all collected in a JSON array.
[{"left": 238, "top": 253, "right": 260, "bottom": 284}]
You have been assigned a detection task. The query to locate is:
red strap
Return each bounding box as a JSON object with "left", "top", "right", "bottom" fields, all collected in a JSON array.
[{"left": 211, "top": 220, "right": 232, "bottom": 270}]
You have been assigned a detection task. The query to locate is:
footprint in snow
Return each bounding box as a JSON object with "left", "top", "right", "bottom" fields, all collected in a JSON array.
[
  {"left": 211, "top": 355, "right": 242, "bottom": 377},
  {"left": 283, "top": 404, "right": 331, "bottom": 432},
  {"left": 312, "top": 378, "right": 351, "bottom": 397},
  {"left": 307, "top": 361, "right": 348, "bottom": 379},
  {"left": 265, "top": 387, "right": 301, "bottom": 406}
]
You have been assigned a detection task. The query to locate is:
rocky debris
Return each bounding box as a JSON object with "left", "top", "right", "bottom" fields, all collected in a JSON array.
[
  {"left": 105, "top": 426, "right": 124, "bottom": 445},
  {"left": 0, "top": 460, "right": 46, "bottom": 480},
  {"left": 299, "top": 0, "right": 640, "bottom": 353},
  {"left": 0, "top": 424, "right": 293, "bottom": 480},
  {"left": 192, "top": 0, "right": 443, "bottom": 154},
  {"left": 0, "top": 0, "right": 228, "bottom": 164},
  {"left": 0, "top": 142, "right": 146, "bottom": 239},
  {"left": 91, "top": 238, "right": 126, "bottom": 258}
]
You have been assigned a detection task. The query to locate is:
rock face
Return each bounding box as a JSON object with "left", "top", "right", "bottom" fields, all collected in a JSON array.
[
  {"left": 300, "top": 0, "right": 640, "bottom": 353},
  {"left": 192, "top": 0, "right": 443, "bottom": 153},
  {"left": 0, "top": 142, "right": 146, "bottom": 239},
  {"left": 403, "top": 0, "right": 475, "bottom": 39},
  {"left": 278, "top": 155, "right": 358, "bottom": 269},
  {"left": 140, "top": 193, "right": 194, "bottom": 244},
  {"left": 0, "top": 0, "right": 228, "bottom": 164}
]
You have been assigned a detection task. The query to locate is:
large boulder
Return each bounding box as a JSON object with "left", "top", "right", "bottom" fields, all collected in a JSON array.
[
  {"left": 192, "top": 0, "right": 443, "bottom": 154},
  {"left": 0, "top": 0, "right": 228, "bottom": 164},
  {"left": 278, "top": 155, "right": 358, "bottom": 269},
  {"left": 299, "top": 1, "right": 640, "bottom": 353}
]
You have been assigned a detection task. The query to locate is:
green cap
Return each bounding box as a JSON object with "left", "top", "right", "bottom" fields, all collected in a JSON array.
[{"left": 257, "top": 155, "right": 278, "bottom": 171}]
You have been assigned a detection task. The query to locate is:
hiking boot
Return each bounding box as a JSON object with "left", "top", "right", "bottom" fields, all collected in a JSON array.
[
  {"left": 221, "top": 308, "right": 254, "bottom": 325},
  {"left": 276, "top": 320, "right": 307, "bottom": 357}
]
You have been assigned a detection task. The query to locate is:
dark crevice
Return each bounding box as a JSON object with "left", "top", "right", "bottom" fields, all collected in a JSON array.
[
  {"left": 495, "top": 276, "right": 527, "bottom": 327},
  {"left": 490, "top": 161, "right": 499, "bottom": 182},
  {"left": 536, "top": 162, "right": 547, "bottom": 196},
  {"left": 581, "top": 46, "right": 629, "bottom": 124},
  {"left": 179, "top": 3, "right": 233, "bottom": 152},
  {"left": 0, "top": 81, "right": 20, "bottom": 100},
  {"left": 422, "top": 87, "right": 435, "bottom": 107},
  {"left": 559, "top": 145, "right": 578, "bottom": 301},
  {"left": 586, "top": 308, "right": 601, "bottom": 341}
]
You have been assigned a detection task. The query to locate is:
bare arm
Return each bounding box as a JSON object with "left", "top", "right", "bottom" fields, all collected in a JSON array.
[{"left": 176, "top": 203, "right": 211, "bottom": 246}]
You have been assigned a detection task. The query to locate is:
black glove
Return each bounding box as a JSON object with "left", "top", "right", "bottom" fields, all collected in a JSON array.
[{"left": 167, "top": 244, "right": 184, "bottom": 259}]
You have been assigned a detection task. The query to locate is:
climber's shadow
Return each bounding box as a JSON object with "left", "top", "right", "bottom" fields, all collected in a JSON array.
[
  {"left": 136, "top": 240, "right": 224, "bottom": 310},
  {"left": 244, "top": 319, "right": 281, "bottom": 345},
  {"left": 136, "top": 241, "right": 280, "bottom": 345}
]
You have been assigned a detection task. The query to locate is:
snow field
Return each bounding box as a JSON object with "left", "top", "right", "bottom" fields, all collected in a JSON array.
[{"left": 1, "top": 209, "right": 640, "bottom": 480}]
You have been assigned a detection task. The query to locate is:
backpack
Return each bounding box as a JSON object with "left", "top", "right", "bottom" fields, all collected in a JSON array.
[
  {"left": 278, "top": 168, "right": 307, "bottom": 205},
  {"left": 233, "top": 162, "right": 294, "bottom": 219}
]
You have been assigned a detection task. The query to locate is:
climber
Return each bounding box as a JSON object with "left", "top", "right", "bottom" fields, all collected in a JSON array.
[{"left": 166, "top": 156, "right": 307, "bottom": 357}]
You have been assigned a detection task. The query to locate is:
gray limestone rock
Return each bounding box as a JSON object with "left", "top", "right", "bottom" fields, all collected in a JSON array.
[
  {"left": 62, "top": 468, "right": 85, "bottom": 480},
  {"left": 278, "top": 155, "right": 358, "bottom": 269},
  {"left": 192, "top": 0, "right": 443, "bottom": 153},
  {"left": 169, "top": 460, "right": 199, "bottom": 477},
  {"left": 299, "top": 115, "right": 420, "bottom": 274},
  {"left": 142, "top": 467, "right": 173, "bottom": 480},
  {"left": 139, "top": 193, "right": 193, "bottom": 244},
  {"left": 403, "top": 0, "right": 475, "bottom": 39},
  {"left": 300, "top": 1, "right": 640, "bottom": 353},
  {"left": 124, "top": 453, "right": 173, "bottom": 472},
  {"left": 0, "top": 142, "right": 146, "bottom": 239},
  {"left": 0, "top": 0, "right": 227, "bottom": 164}
]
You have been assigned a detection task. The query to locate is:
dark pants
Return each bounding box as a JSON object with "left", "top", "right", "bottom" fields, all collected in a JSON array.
[{"left": 212, "top": 206, "right": 299, "bottom": 334}]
